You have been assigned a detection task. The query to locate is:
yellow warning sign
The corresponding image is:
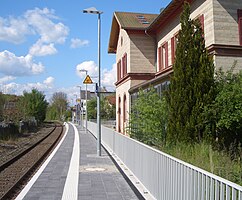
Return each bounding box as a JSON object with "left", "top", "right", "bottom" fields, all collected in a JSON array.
[{"left": 83, "top": 75, "right": 93, "bottom": 84}]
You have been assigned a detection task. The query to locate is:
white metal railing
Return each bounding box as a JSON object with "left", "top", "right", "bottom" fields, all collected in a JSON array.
[{"left": 87, "top": 121, "right": 242, "bottom": 200}]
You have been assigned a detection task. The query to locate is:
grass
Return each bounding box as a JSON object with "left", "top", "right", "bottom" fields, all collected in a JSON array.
[{"left": 161, "top": 141, "right": 242, "bottom": 186}]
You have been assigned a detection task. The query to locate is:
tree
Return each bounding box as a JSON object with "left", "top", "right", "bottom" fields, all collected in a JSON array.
[
  {"left": 103, "top": 95, "right": 116, "bottom": 119},
  {"left": 87, "top": 97, "right": 97, "bottom": 120},
  {"left": 87, "top": 95, "right": 116, "bottom": 120},
  {"left": 166, "top": 2, "right": 215, "bottom": 144},
  {"left": 129, "top": 88, "right": 168, "bottom": 147},
  {"left": 18, "top": 89, "right": 48, "bottom": 123},
  {"left": 46, "top": 92, "right": 68, "bottom": 120},
  {"left": 0, "top": 93, "right": 5, "bottom": 121},
  {"left": 204, "top": 67, "right": 242, "bottom": 148}
]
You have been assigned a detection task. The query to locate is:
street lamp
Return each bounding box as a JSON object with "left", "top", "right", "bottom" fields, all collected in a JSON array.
[
  {"left": 79, "top": 69, "right": 88, "bottom": 132},
  {"left": 83, "top": 7, "right": 103, "bottom": 156},
  {"left": 77, "top": 86, "right": 82, "bottom": 126}
]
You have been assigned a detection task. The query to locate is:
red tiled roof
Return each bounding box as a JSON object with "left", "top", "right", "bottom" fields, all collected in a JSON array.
[
  {"left": 114, "top": 12, "right": 158, "bottom": 29},
  {"left": 106, "top": 95, "right": 116, "bottom": 105},
  {"left": 108, "top": 12, "right": 158, "bottom": 53}
]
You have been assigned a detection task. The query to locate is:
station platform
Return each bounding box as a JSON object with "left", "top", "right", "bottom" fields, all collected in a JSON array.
[{"left": 16, "top": 122, "right": 139, "bottom": 200}]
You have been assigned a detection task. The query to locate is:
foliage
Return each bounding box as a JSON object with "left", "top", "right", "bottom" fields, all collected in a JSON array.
[
  {"left": 18, "top": 89, "right": 48, "bottom": 123},
  {"left": 161, "top": 141, "right": 242, "bottom": 185},
  {"left": 87, "top": 97, "right": 97, "bottom": 120},
  {"left": 103, "top": 95, "right": 116, "bottom": 119},
  {"left": 203, "top": 67, "right": 242, "bottom": 149},
  {"left": 125, "top": 1, "right": 242, "bottom": 186},
  {"left": 166, "top": 2, "right": 215, "bottom": 144},
  {"left": 64, "top": 109, "right": 72, "bottom": 121},
  {"left": 46, "top": 92, "right": 68, "bottom": 121},
  {"left": 87, "top": 95, "right": 116, "bottom": 120},
  {"left": 0, "top": 93, "right": 5, "bottom": 121},
  {"left": 129, "top": 88, "right": 168, "bottom": 147}
]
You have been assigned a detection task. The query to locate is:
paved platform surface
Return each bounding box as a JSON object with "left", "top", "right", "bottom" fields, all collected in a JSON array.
[{"left": 17, "top": 123, "right": 139, "bottom": 200}]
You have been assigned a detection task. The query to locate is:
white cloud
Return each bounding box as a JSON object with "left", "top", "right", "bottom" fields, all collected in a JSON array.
[
  {"left": 0, "top": 16, "right": 32, "bottom": 44},
  {"left": 102, "top": 63, "right": 116, "bottom": 91},
  {"left": 25, "top": 8, "right": 69, "bottom": 44},
  {"left": 0, "top": 8, "right": 69, "bottom": 46},
  {"left": 0, "top": 50, "right": 44, "bottom": 76},
  {"left": 76, "top": 61, "right": 116, "bottom": 91},
  {"left": 70, "top": 38, "right": 89, "bottom": 48},
  {"left": 43, "top": 76, "right": 54, "bottom": 88},
  {"left": 1, "top": 76, "right": 55, "bottom": 97},
  {"left": 76, "top": 61, "right": 98, "bottom": 78},
  {"left": 29, "top": 40, "right": 57, "bottom": 56},
  {"left": 0, "top": 76, "right": 16, "bottom": 84}
]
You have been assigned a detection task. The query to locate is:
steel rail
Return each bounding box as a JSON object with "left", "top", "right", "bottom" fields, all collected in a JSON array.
[{"left": 0, "top": 123, "right": 64, "bottom": 200}]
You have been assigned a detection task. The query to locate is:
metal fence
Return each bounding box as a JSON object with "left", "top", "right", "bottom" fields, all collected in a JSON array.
[{"left": 87, "top": 121, "right": 242, "bottom": 200}]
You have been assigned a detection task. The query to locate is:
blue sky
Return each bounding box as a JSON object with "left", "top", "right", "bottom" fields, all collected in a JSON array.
[{"left": 0, "top": 0, "right": 170, "bottom": 103}]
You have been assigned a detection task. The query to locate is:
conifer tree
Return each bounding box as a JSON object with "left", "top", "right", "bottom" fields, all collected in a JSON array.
[{"left": 166, "top": 2, "right": 215, "bottom": 143}]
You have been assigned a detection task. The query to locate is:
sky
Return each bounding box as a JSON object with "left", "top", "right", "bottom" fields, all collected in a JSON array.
[{"left": 0, "top": 0, "right": 170, "bottom": 104}]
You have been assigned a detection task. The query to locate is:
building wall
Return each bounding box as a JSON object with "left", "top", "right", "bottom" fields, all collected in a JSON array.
[
  {"left": 213, "top": 0, "right": 241, "bottom": 45},
  {"left": 214, "top": 55, "right": 242, "bottom": 73},
  {"left": 116, "top": 29, "right": 130, "bottom": 71},
  {"left": 115, "top": 29, "right": 156, "bottom": 133},
  {"left": 114, "top": 0, "right": 242, "bottom": 133},
  {"left": 129, "top": 34, "right": 156, "bottom": 73},
  {"left": 116, "top": 79, "right": 146, "bottom": 134},
  {"left": 156, "top": 0, "right": 242, "bottom": 72},
  {"left": 212, "top": 0, "right": 242, "bottom": 71},
  {"left": 156, "top": 0, "right": 214, "bottom": 71}
]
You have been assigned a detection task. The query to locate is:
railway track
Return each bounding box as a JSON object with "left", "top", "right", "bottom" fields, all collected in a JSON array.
[{"left": 0, "top": 123, "right": 64, "bottom": 200}]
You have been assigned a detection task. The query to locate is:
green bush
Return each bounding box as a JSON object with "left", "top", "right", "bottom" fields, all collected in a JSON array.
[
  {"left": 203, "top": 67, "right": 242, "bottom": 151},
  {"left": 129, "top": 88, "right": 168, "bottom": 147}
]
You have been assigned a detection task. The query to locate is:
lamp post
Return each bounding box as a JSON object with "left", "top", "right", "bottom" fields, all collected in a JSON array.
[
  {"left": 77, "top": 86, "right": 82, "bottom": 126},
  {"left": 83, "top": 7, "right": 103, "bottom": 156},
  {"left": 79, "top": 69, "right": 88, "bottom": 132}
]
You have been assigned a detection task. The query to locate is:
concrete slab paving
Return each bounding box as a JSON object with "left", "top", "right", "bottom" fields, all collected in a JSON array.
[
  {"left": 78, "top": 125, "right": 139, "bottom": 200},
  {"left": 21, "top": 123, "right": 75, "bottom": 200},
  {"left": 17, "top": 123, "right": 141, "bottom": 200}
]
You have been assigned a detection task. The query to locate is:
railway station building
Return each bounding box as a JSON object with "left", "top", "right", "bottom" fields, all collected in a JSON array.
[{"left": 108, "top": 0, "right": 242, "bottom": 134}]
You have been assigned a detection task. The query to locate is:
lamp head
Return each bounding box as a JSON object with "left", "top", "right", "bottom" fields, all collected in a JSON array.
[
  {"left": 79, "top": 69, "right": 88, "bottom": 73},
  {"left": 83, "top": 7, "right": 103, "bottom": 14}
]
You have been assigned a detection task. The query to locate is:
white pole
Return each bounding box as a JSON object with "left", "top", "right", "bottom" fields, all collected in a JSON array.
[
  {"left": 97, "top": 12, "right": 101, "bottom": 156},
  {"left": 83, "top": 7, "right": 102, "bottom": 156},
  {"left": 85, "top": 72, "right": 88, "bottom": 132}
]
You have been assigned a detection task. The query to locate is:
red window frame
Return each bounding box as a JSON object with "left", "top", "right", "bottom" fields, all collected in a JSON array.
[
  {"left": 171, "top": 37, "right": 175, "bottom": 65},
  {"left": 238, "top": 9, "right": 242, "bottom": 45},
  {"left": 123, "top": 94, "right": 126, "bottom": 123},
  {"left": 118, "top": 97, "right": 121, "bottom": 132},
  {"left": 162, "top": 42, "right": 168, "bottom": 69},
  {"left": 122, "top": 53, "right": 127, "bottom": 76},
  {"left": 158, "top": 46, "right": 162, "bottom": 71},
  {"left": 199, "top": 14, "right": 204, "bottom": 32},
  {"left": 171, "top": 34, "right": 179, "bottom": 65},
  {"left": 117, "top": 60, "right": 121, "bottom": 81}
]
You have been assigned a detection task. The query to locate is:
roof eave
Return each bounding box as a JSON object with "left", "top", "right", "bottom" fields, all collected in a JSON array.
[
  {"left": 147, "top": 0, "right": 193, "bottom": 33},
  {"left": 108, "top": 13, "right": 120, "bottom": 54}
]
